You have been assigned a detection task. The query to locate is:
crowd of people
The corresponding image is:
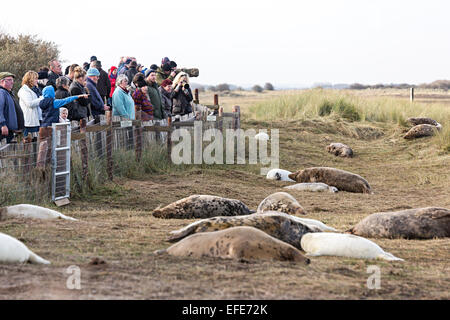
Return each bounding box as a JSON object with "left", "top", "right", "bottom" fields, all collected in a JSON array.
[{"left": 0, "top": 55, "right": 195, "bottom": 143}]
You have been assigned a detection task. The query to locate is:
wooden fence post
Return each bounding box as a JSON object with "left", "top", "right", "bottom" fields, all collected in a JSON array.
[
  {"left": 218, "top": 107, "right": 224, "bottom": 132},
  {"left": 79, "top": 118, "right": 88, "bottom": 182},
  {"left": 194, "top": 88, "right": 199, "bottom": 104},
  {"left": 232, "top": 105, "right": 241, "bottom": 130},
  {"left": 36, "top": 127, "right": 52, "bottom": 168},
  {"left": 167, "top": 116, "right": 172, "bottom": 160},
  {"left": 410, "top": 87, "right": 414, "bottom": 102},
  {"left": 106, "top": 111, "right": 113, "bottom": 180},
  {"left": 135, "top": 105, "right": 142, "bottom": 162}
]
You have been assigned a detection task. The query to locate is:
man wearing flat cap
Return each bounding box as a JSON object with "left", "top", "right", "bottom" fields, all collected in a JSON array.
[{"left": 0, "top": 72, "right": 19, "bottom": 143}]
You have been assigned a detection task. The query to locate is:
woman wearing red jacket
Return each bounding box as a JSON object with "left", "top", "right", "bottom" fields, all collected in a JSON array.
[{"left": 108, "top": 66, "right": 118, "bottom": 98}]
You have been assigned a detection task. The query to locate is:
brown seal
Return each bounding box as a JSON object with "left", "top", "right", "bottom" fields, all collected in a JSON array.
[
  {"left": 348, "top": 207, "right": 450, "bottom": 239},
  {"left": 257, "top": 192, "right": 306, "bottom": 215},
  {"left": 404, "top": 124, "right": 440, "bottom": 139},
  {"left": 151, "top": 195, "right": 253, "bottom": 219},
  {"left": 167, "top": 211, "right": 320, "bottom": 249},
  {"left": 326, "top": 143, "right": 353, "bottom": 158},
  {"left": 157, "top": 226, "right": 310, "bottom": 264},
  {"left": 407, "top": 117, "right": 441, "bottom": 127},
  {"left": 288, "top": 167, "right": 372, "bottom": 194}
]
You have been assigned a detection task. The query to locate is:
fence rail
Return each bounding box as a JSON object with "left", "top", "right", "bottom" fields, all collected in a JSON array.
[{"left": 0, "top": 93, "right": 241, "bottom": 206}]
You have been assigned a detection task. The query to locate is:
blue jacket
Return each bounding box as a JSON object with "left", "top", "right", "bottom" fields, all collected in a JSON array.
[
  {"left": 86, "top": 77, "right": 104, "bottom": 117},
  {"left": 39, "top": 86, "right": 78, "bottom": 127},
  {"left": 112, "top": 87, "right": 135, "bottom": 120},
  {"left": 0, "top": 86, "right": 18, "bottom": 130}
]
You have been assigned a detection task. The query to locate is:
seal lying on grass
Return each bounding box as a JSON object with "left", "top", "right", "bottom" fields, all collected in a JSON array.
[
  {"left": 326, "top": 143, "right": 353, "bottom": 158},
  {"left": 157, "top": 226, "right": 310, "bottom": 264},
  {"left": 300, "top": 232, "right": 404, "bottom": 261},
  {"left": 348, "top": 207, "right": 450, "bottom": 239},
  {"left": 284, "top": 182, "right": 338, "bottom": 193},
  {"left": 0, "top": 232, "right": 50, "bottom": 264},
  {"left": 167, "top": 211, "right": 320, "bottom": 250},
  {"left": 407, "top": 117, "right": 442, "bottom": 129},
  {"left": 257, "top": 192, "right": 306, "bottom": 215},
  {"left": 151, "top": 195, "right": 253, "bottom": 219},
  {"left": 266, "top": 169, "right": 295, "bottom": 182},
  {"left": 404, "top": 124, "right": 441, "bottom": 139},
  {"left": 0, "top": 204, "right": 77, "bottom": 221},
  {"left": 288, "top": 167, "right": 372, "bottom": 194}
]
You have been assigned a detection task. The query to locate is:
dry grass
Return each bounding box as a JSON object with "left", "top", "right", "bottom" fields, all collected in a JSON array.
[{"left": 0, "top": 89, "right": 449, "bottom": 300}]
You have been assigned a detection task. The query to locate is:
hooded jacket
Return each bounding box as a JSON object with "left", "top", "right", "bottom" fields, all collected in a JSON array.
[
  {"left": 39, "top": 86, "right": 79, "bottom": 127},
  {"left": 108, "top": 66, "right": 117, "bottom": 98},
  {"left": 18, "top": 84, "right": 43, "bottom": 127}
]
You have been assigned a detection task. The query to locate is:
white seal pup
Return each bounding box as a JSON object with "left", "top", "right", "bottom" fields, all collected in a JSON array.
[
  {"left": 156, "top": 226, "right": 310, "bottom": 264},
  {"left": 257, "top": 192, "right": 306, "bottom": 215},
  {"left": 0, "top": 204, "right": 77, "bottom": 221},
  {"left": 300, "top": 232, "right": 403, "bottom": 261},
  {"left": 284, "top": 182, "right": 338, "bottom": 193},
  {"left": 255, "top": 132, "right": 269, "bottom": 141},
  {"left": 266, "top": 169, "right": 295, "bottom": 182},
  {"left": 0, "top": 232, "right": 50, "bottom": 264}
]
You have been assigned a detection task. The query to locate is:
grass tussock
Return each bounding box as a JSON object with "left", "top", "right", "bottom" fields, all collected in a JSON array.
[{"left": 248, "top": 89, "right": 450, "bottom": 152}]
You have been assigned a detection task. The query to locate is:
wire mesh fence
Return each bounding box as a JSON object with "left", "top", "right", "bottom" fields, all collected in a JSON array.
[{"left": 0, "top": 99, "right": 240, "bottom": 205}]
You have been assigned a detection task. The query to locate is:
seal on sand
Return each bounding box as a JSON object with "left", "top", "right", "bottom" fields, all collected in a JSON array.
[
  {"left": 300, "top": 232, "right": 404, "bottom": 261},
  {"left": 0, "top": 204, "right": 77, "bottom": 221},
  {"left": 266, "top": 169, "right": 295, "bottom": 182},
  {"left": 284, "top": 182, "right": 338, "bottom": 193},
  {"left": 257, "top": 192, "right": 306, "bottom": 215},
  {"left": 0, "top": 232, "right": 50, "bottom": 264},
  {"left": 288, "top": 167, "right": 372, "bottom": 194},
  {"left": 167, "top": 211, "right": 320, "bottom": 249},
  {"left": 151, "top": 195, "right": 254, "bottom": 219},
  {"left": 157, "top": 226, "right": 310, "bottom": 264},
  {"left": 348, "top": 207, "right": 450, "bottom": 239}
]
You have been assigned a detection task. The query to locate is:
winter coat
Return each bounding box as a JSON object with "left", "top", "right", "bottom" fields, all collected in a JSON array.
[
  {"left": 39, "top": 86, "right": 79, "bottom": 127},
  {"left": 125, "top": 67, "right": 138, "bottom": 86},
  {"left": 96, "top": 68, "right": 111, "bottom": 99},
  {"left": 86, "top": 77, "right": 104, "bottom": 117},
  {"left": 156, "top": 67, "right": 175, "bottom": 86},
  {"left": 108, "top": 67, "right": 117, "bottom": 98},
  {"left": 159, "top": 86, "right": 174, "bottom": 116},
  {"left": 69, "top": 81, "right": 90, "bottom": 121},
  {"left": 146, "top": 81, "right": 165, "bottom": 120},
  {"left": 112, "top": 87, "right": 135, "bottom": 120},
  {"left": 172, "top": 85, "right": 193, "bottom": 116},
  {"left": 132, "top": 88, "right": 153, "bottom": 121},
  {"left": 0, "top": 86, "right": 18, "bottom": 131},
  {"left": 18, "top": 84, "right": 43, "bottom": 127}
]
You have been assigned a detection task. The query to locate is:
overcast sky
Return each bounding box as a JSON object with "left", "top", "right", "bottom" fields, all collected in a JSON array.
[{"left": 1, "top": 0, "right": 449, "bottom": 88}]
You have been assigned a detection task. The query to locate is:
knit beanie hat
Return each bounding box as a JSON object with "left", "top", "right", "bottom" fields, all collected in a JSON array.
[{"left": 87, "top": 68, "right": 100, "bottom": 77}]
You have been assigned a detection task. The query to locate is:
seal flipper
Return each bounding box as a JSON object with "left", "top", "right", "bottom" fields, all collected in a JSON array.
[
  {"left": 28, "top": 251, "right": 51, "bottom": 264},
  {"left": 167, "top": 220, "right": 206, "bottom": 242},
  {"left": 377, "top": 252, "right": 404, "bottom": 262}
]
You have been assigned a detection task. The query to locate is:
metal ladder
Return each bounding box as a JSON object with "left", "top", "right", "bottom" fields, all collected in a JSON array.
[{"left": 51, "top": 123, "right": 71, "bottom": 202}]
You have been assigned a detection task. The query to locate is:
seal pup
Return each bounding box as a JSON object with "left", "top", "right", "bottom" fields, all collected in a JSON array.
[
  {"left": 288, "top": 167, "right": 372, "bottom": 194},
  {"left": 326, "top": 143, "right": 353, "bottom": 158},
  {"left": 0, "top": 232, "right": 50, "bottom": 264},
  {"left": 0, "top": 204, "right": 77, "bottom": 221},
  {"left": 256, "top": 211, "right": 337, "bottom": 232},
  {"left": 266, "top": 168, "right": 295, "bottom": 182},
  {"left": 167, "top": 211, "right": 320, "bottom": 249},
  {"left": 151, "top": 195, "right": 253, "bottom": 219},
  {"left": 257, "top": 192, "right": 306, "bottom": 215},
  {"left": 404, "top": 124, "right": 440, "bottom": 139},
  {"left": 157, "top": 226, "right": 310, "bottom": 264},
  {"left": 349, "top": 207, "right": 450, "bottom": 239},
  {"left": 284, "top": 182, "right": 338, "bottom": 193},
  {"left": 255, "top": 132, "right": 269, "bottom": 141},
  {"left": 300, "top": 232, "right": 403, "bottom": 261}
]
